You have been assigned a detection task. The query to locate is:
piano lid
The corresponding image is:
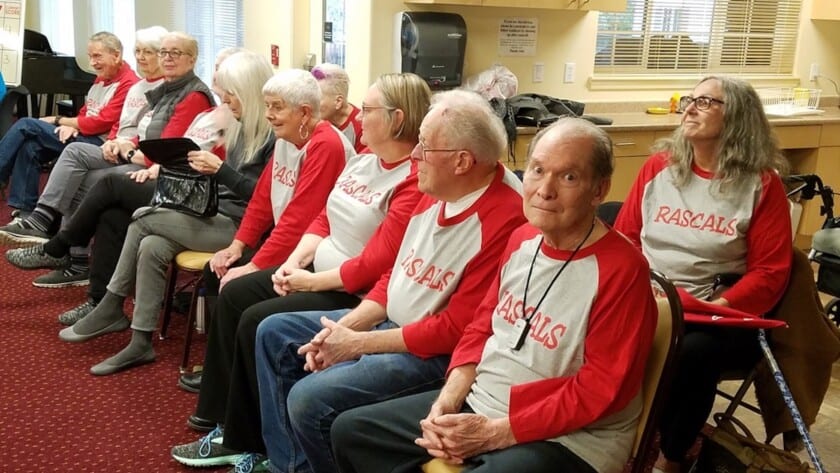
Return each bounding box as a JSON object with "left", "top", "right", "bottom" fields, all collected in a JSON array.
[{"left": 23, "top": 29, "right": 54, "bottom": 56}]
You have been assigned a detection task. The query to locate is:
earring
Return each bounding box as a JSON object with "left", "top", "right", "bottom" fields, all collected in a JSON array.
[{"left": 299, "top": 122, "right": 310, "bottom": 141}]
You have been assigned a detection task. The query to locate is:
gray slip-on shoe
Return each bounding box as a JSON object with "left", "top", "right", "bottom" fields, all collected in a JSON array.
[{"left": 58, "top": 316, "right": 130, "bottom": 343}]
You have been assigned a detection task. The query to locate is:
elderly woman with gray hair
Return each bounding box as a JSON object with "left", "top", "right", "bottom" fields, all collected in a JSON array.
[
  {"left": 311, "top": 62, "right": 364, "bottom": 152},
  {"left": 57, "top": 68, "right": 353, "bottom": 376}
]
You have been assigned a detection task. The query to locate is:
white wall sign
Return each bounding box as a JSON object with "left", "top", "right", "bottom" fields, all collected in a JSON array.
[
  {"left": 0, "top": 0, "right": 25, "bottom": 86},
  {"left": 498, "top": 17, "right": 537, "bottom": 57}
]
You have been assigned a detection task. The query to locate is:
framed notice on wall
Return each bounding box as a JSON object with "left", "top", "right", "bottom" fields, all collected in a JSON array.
[{"left": 0, "top": 0, "right": 26, "bottom": 86}]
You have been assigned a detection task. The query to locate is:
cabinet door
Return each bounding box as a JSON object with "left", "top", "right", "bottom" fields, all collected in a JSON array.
[
  {"left": 481, "top": 0, "right": 579, "bottom": 8},
  {"left": 579, "top": 0, "right": 627, "bottom": 12},
  {"left": 811, "top": 0, "right": 840, "bottom": 20}
]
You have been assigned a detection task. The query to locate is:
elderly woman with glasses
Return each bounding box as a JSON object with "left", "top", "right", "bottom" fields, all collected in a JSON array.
[
  {"left": 311, "top": 62, "right": 365, "bottom": 152},
  {"left": 615, "top": 75, "right": 792, "bottom": 473}
]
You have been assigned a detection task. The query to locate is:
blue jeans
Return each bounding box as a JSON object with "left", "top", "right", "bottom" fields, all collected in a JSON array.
[
  {"left": 255, "top": 309, "right": 450, "bottom": 473},
  {"left": 0, "top": 117, "right": 102, "bottom": 210}
]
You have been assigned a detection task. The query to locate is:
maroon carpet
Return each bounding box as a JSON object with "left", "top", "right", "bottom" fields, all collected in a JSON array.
[{"left": 0, "top": 210, "right": 222, "bottom": 472}]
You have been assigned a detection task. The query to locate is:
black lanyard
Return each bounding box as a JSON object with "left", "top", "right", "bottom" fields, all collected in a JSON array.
[{"left": 512, "top": 220, "right": 595, "bottom": 351}]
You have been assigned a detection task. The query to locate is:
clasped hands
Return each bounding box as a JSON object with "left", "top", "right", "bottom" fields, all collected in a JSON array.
[
  {"left": 297, "top": 316, "right": 361, "bottom": 372},
  {"left": 271, "top": 263, "right": 314, "bottom": 296},
  {"left": 415, "top": 400, "right": 516, "bottom": 465}
]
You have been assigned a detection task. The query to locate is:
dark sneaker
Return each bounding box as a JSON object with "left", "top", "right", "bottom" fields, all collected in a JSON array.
[
  {"left": 0, "top": 221, "right": 50, "bottom": 246},
  {"left": 33, "top": 269, "right": 90, "bottom": 288},
  {"left": 171, "top": 427, "right": 243, "bottom": 467},
  {"left": 6, "top": 245, "right": 69, "bottom": 270},
  {"left": 58, "top": 299, "right": 97, "bottom": 326},
  {"left": 228, "top": 453, "right": 269, "bottom": 473}
]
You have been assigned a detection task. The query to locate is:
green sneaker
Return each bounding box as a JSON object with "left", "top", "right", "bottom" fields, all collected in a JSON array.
[{"left": 171, "top": 427, "right": 243, "bottom": 467}]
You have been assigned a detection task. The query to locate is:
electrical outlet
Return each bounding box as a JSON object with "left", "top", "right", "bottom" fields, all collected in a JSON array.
[
  {"left": 564, "top": 62, "right": 575, "bottom": 84},
  {"left": 809, "top": 63, "right": 820, "bottom": 82},
  {"left": 533, "top": 62, "right": 544, "bottom": 83}
]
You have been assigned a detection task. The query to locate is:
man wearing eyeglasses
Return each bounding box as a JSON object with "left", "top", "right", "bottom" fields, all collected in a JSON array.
[
  {"left": 250, "top": 89, "right": 526, "bottom": 473},
  {"left": 0, "top": 31, "right": 138, "bottom": 217}
]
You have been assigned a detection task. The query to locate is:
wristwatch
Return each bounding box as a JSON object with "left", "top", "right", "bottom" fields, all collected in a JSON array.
[
  {"left": 53, "top": 116, "right": 62, "bottom": 126},
  {"left": 121, "top": 149, "right": 136, "bottom": 165}
]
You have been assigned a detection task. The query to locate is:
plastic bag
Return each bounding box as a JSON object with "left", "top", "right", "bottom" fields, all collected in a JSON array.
[{"left": 462, "top": 64, "right": 518, "bottom": 100}]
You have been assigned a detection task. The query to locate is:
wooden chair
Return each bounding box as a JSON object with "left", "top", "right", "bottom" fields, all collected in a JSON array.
[
  {"left": 422, "top": 271, "right": 684, "bottom": 473},
  {"left": 159, "top": 250, "right": 214, "bottom": 372}
]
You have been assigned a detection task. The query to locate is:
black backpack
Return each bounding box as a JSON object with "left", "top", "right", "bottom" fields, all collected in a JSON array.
[{"left": 507, "top": 93, "right": 585, "bottom": 127}]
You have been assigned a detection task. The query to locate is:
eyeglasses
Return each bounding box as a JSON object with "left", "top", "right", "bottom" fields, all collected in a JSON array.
[
  {"left": 157, "top": 49, "right": 189, "bottom": 59},
  {"left": 411, "top": 142, "right": 462, "bottom": 161},
  {"left": 679, "top": 95, "right": 725, "bottom": 112},
  {"left": 360, "top": 105, "right": 396, "bottom": 115}
]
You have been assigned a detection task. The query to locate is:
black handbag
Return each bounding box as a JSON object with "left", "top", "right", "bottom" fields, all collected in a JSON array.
[{"left": 138, "top": 168, "right": 219, "bottom": 218}]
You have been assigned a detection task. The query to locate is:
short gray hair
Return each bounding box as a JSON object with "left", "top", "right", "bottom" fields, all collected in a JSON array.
[
  {"left": 528, "top": 117, "right": 614, "bottom": 182},
  {"left": 262, "top": 69, "right": 322, "bottom": 120},
  {"left": 428, "top": 89, "right": 506, "bottom": 166},
  {"left": 162, "top": 31, "right": 198, "bottom": 58},
  {"left": 90, "top": 31, "right": 122, "bottom": 54},
  {"left": 311, "top": 63, "right": 350, "bottom": 98}
]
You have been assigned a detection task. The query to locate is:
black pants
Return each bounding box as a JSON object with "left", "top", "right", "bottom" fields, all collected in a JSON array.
[
  {"left": 332, "top": 390, "right": 597, "bottom": 473},
  {"left": 194, "top": 266, "right": 361, "bottom": 454},
  {"left": 49, "top": 173, "right": 154, "bottom": 301},
  {"left": 658, "top": 324, "right": 761, "bottom": 461}
]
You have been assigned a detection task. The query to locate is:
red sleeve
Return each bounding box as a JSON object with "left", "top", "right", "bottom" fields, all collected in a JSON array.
[
  {"left": 339, "top": 170, "right": 422, "bottom": 294},
  {"left": 720, "top": 172, "right": 792, "bottom": 314},
  {"left": 76, "top": 66, "right": 139, "bottom": 136},
  {"left": 250, "top": 136, "right": 348, "bottom": 269},
  {"left": 614, "top": 152, "right": 669, "bottom": 249},
  {"left": 508, "top": 244, "right": 657, "bottom": 442},
  {"left": 141, "top": 92, "right": 213, "bottom": 167},
  {"left": 234, "top": 163, "right": 275, "bottom": 248},
  {"left": 159, "top": 92, "right": 214, "bottom": 139},
  {"left": 305, "top": 208, "right": 331, "bottom": 238},
  {"left": 402, "top": 188, "right": 527, "bottom": 358}
]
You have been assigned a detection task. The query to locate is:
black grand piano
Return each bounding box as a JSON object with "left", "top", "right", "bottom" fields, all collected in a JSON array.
[
  {"left": 21, "top": 29, "right": 96, "bottom": 116},
  {"left": 0, "top": 29, "right": 95, "bottom": 137}
]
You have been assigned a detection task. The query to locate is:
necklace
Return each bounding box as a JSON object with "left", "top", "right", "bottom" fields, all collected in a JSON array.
[{"left": 510, "top": 219, "right": 597, "bottom": 351}]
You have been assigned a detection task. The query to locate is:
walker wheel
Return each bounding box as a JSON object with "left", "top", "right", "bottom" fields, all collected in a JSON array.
[{"left": 826, "top": 298, "right": 840, "bottom": 328}]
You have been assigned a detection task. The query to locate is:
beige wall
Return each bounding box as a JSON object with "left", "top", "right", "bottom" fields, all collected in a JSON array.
[{"left": 332, "top": 0, "right": 840, "bottom": 106}]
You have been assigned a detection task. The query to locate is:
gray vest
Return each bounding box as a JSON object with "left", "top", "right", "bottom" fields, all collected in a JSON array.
[{"left": 143, "top": 71, "right": 214, "bottom": 140}]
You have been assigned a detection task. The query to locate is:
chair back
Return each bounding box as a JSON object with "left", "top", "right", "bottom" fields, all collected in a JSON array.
[
  {"left": 422, "top": 459, "right": 462, "bottom": 473},
  {"left": 629, "top": 270, "right": 685, "bottom": 473}
]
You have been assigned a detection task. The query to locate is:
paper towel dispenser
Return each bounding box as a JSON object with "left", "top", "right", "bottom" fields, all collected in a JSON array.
[{"left": 394, "top": 11, "right": 466, "bottom": 89}]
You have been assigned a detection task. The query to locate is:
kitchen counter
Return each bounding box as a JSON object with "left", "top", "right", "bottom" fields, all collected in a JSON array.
[{"left": 516, "top": 107, "right": 840, "bottom": 135}]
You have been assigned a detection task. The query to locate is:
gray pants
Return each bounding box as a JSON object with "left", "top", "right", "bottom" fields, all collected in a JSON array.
[
  {"left": 106, "top": 207, "right": 238, "bottom": 332},
  {"left": 40, "top": 142, "right": 140, "bottom": 218}
]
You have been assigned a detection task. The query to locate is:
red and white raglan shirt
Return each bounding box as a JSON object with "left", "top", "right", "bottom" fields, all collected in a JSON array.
[
  {"left": 614, "top": 152, "right": 791, "bottom": 315},
  {"left": 114, "top": 76, "right": 165, "bottom": 139},
  {"left": 450, "top": 225, "right": 657, "bottom": 473},
  {"left": 337, "top": 105, "right": 365, "bottom": 153},
  {"left": 77, "top": 62, "right": 140, "bottom": 140},
  {"left": 306, "top": 154, "right": 422, "bottom": 293},
  {"left": 182, "top": 106, "right": 236, "bottom": 160},
  {"left": 365, "top": 164, "right": 526, "bottom": 358},
  {"left": 234, "top": 121, "right": 354, "bottom": 269}
]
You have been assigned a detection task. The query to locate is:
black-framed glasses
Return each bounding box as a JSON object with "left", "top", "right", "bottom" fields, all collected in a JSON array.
[
  {"left": 411, "top": 142, "right": 462, "bottom": 161},
  {"left": 157, "top": 49, "right": 188, "bottom": 59},
  {"left": 679, "top": 95, "right": 725, "bottom": 111}
]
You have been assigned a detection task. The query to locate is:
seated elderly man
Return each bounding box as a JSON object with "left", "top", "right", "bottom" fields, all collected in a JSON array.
[
  {"left": 331, "top": 118, "right": 658, "bottom": 473},
  {"left": 238, "top": 89, "right": 527, "bottom": 473},
  {"left": 0, "top": 31, "right": 138, "bottom": 216}
]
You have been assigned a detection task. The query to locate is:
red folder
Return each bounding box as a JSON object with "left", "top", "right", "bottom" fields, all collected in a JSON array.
[{"left": 677, "top": 288, "right": 787, "bottom": 329}]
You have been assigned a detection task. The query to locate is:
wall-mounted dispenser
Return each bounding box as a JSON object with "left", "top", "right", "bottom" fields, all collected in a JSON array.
[{"left": 394, "top": 11, "right": 467, "bottom": 89}]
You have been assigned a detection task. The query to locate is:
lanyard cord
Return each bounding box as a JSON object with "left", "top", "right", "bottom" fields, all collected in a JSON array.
[{"left": 522, "top": 219, "right": 596, "bottom": 324}]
